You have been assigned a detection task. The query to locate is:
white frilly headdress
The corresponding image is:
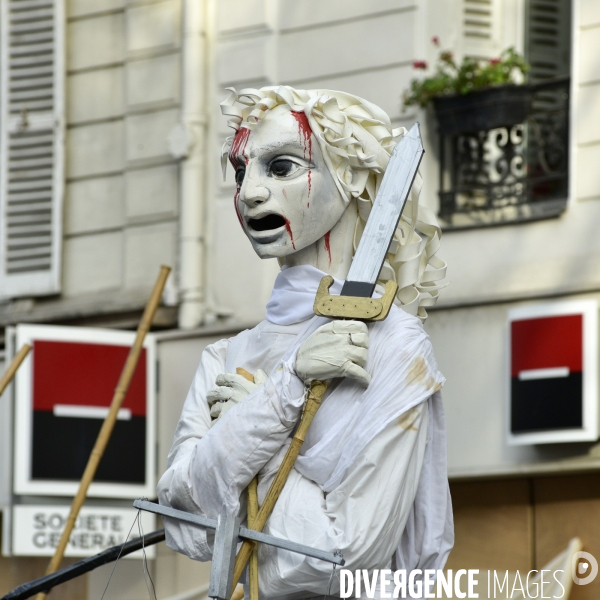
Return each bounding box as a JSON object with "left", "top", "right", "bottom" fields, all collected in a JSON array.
[{"left": 221, "top": 86, "right": 448, "bottom": 320}]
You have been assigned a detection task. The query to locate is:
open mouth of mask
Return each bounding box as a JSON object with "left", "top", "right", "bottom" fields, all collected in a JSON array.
[{"left": 248, "top": 214, "right": 286, "bottom": 231}]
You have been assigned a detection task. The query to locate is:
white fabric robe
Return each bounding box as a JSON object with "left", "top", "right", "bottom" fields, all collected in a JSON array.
[{"left": 157, "top": 266, "right": 454, "bottom": 599}]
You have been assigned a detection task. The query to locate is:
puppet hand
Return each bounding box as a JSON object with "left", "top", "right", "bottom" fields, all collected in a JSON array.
[
  {"left": 295, "top": 320, "right": 370, "bottom": 386},
  {"left": 207, "top": 369, "right": 268, "bottom": 423}
]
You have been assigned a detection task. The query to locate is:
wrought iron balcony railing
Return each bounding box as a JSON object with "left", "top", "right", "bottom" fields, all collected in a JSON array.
[{"left": 438, "top": 77, "right": 570, "bottom": 228}]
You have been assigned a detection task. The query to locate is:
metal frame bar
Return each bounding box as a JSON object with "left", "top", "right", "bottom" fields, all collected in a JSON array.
[{"left": 133, "top": 500, "right": 345, "bottom": 566}]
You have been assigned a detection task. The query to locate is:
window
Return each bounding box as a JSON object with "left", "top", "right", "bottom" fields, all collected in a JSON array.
[
  {"left": 0, "top": 0, "right": 64, "bottom": 298},
  {"left": 438, "top": 0, "right": 571, "bottom": 228}
]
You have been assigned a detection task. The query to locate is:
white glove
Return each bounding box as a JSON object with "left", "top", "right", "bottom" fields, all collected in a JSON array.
[
  {"left": 295, "top": 320, "right": 370, "bottom": 387},
  {"left": 207, "top": 369, "right": 268, "bottom": 424}
]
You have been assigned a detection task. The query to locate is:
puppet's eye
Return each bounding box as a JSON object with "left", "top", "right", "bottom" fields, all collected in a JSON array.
[
  {"left": 235, "top": 167, "right": 245, "bottom": 186},
  {"left": 269, "top": 159, "right": 300, "bottom": 178}
]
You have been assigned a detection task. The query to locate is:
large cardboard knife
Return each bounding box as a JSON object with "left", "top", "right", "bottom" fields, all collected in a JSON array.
[
  {"left": 314, "top": 122, "right": 424, "bottom": 321},
  {"left": 228, "top": 123, "right": 424, "bottom": 597}
]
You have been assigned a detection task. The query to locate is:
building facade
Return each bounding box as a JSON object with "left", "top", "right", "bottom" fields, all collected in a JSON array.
[{"left": 1, "top": 0, "right": 599, "bottom": 598}]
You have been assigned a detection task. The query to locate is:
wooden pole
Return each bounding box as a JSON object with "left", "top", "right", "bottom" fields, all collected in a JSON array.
[
  {"left": 35, "top": 265, "right": 171, "bottom": 600},
  {"left": 247, "top": 476, "right": 260, "bottom": 600},
  {"left": 235, "top": 367, "right": 260, "bottom": 600},
  {"left": 230, "top": 380, "right": 329, "bottom": 594},
  {"left": 0, "top": 343, "right": 31, "bottom": 397}
]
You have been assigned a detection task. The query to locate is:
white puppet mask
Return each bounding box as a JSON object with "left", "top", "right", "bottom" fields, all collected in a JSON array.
[
  {"left": 230, "top": 105, "right": 348, "bottom": 262},
  {"left": 221, "top": 85, "right": 447, "bottom": 318}
]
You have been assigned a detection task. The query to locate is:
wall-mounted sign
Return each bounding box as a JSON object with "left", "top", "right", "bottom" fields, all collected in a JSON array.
[
  {"left": 508, "top": 300, "right": 598, "bottom": 445},
  {"left": 10, "top": 505, "right": 155, "bottom": 558},
  {"left": 13, "top": 324, "right": 156, "bottom": 498}
]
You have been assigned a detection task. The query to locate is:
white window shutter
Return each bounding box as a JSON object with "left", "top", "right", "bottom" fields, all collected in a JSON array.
[
  {"left": 0, "top": 0, "right": 64, "bottom": 299},
  {"left": 462, "top": 0, "right": 504, "bottom": 58}
]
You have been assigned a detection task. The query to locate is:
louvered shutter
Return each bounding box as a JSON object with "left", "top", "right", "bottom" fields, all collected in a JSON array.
[
  {"left": 526, "top": 0, "right": 571, "bottom": 82},
  {"left": 462, "top": 0, "right": 503, "bottom": 58},
  {"left": 0, "top": 0, "right": 64, "bottom": 299}
]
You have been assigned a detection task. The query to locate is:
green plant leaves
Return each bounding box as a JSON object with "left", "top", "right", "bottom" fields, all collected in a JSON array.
[{"left": 402, "top": 47, "right": 530, "bottom": 110}]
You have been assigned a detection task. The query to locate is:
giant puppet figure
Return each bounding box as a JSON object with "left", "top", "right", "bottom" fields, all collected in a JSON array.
[{"left": 158, "top": 87, "right": 453, "bottom": 598}]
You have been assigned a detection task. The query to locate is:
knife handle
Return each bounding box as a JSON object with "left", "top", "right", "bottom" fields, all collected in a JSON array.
[{"left": 313, "top": 276, "right": 398, "bottom": 321}]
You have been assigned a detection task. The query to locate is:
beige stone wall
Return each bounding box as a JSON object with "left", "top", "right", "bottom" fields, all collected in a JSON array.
[{"left": 62, "top": 0, "right": 181, "bottom": 309}]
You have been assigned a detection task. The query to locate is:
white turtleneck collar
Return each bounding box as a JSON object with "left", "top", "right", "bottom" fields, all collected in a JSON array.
[{"left": 265, "top": 265, "right": 343, "bottom": 326}]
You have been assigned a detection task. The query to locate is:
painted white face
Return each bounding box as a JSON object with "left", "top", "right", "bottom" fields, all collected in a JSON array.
[{"left": 230, "top": 105, "right": 347, "bottom": 259}]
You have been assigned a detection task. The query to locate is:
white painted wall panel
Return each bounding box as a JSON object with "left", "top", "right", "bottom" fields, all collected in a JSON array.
[
  {"left": 67, "top": 67, "right": 124, "bottom": 123},
  {"left": 277, "top": 0, "right": 415, "bottom": 31},
  {"left": 125, "top": 108, "right": 179, "bottom": 162},
  {"left": 278, "top": 10, "right": 416, "bottom": 82},
  {"left": 63, "top": 231, "right": 123, "bottom": 295},
  {"left": 125, "top": 164, "right": 178, "bottom": 221},
  {"left": 127, "top": 0, "right": 181, "bottom": 55},
  {"left": 576, "top": 84, "right": 600, "bottom": 146},
  {"left": 124, "top": 222, "right": 177, "bottom": 290},
  {"left": 580, "top": 0, "right": 600, "bottom": 28},
  {"left": 578, "top": 26, "right": 600, "bottom": 84},
  {"left": 67, "top": 13, "right": 124, "bottom": 71},
  {"left": 65, "top": 175, "right": 124, "bottom": 234},
  {"left": 217, "top": 36, "right": 271, "bottom": 85},
  {"left": 576, "top": 143, "right": 600, "bottom": 200},
  {"left": 67, "top": 0, "right": 124, "bottom": 18},
  {"left": 218, "top": 0, "right": 268, "bottom": 33},
  {"left": 127, "top": 54, "right": 180, "bottom": 109},
  {"left": 67, "top": 121, "right": 125, "bottom": 178},
  {"left": 438, "top": 200, "right": 600, "bottom": 307}
]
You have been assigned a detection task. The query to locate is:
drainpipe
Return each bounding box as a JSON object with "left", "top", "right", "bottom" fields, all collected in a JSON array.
[{"left": 170, "top": 0, "right": 214, "bottom": 329}]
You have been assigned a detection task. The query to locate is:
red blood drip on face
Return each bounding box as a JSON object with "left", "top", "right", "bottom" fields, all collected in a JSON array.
[
  {"left": 324, "top": 230, "right": 331, "bottom": 263},
  {"left": 290, "top": 111, "right": 313, "bottom": 197},
  {"left": 229, "top": 128, "right": 251, "bottom": 229},
  {"left": 233, "top": 188, "right": 244, "bottom": 228},
  {"left": 229, "top": 127, "right": 251, "bottom": 167},
  {"left": 284, "top": 217, "right": 296, "bottom": 250}
]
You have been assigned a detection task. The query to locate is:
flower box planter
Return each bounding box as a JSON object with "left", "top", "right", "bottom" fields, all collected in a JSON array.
[{"left": 433, "top": 85, "right": 532, "bottom": 136}]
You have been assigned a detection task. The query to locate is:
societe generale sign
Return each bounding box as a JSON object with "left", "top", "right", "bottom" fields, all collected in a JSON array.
[{"left": 12, "top": 324, "right": 156, "bottom": 498}]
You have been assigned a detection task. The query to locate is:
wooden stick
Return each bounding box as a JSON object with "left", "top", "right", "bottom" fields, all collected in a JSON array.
[
  {"left": 35, "top": 265, "right": 171, "bottom": 600},
  {"left": 247, "top": 476, "right": 260, "bottom": 600},
  {"left": 0, "top": 343, "right": 31, "bottom": 398},
  {"left": 235, "top": 367, "right": 260, "bottom": 600},
  {"left": 230, "top": 380, "right": 329, "bottom": 594},
  {"left": 231, "top": 585, "right": 245, "bottom": 600},
  {"left": 236, "top": 367, "right": 254, "bottom": 382}
]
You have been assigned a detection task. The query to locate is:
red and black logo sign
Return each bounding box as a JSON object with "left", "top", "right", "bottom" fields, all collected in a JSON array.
[
  {"left": 31, "top": 340, "right": 147, "bottom": 484},
  {"left": 511, "top": 315, "right": 583, "bottom": 433}
]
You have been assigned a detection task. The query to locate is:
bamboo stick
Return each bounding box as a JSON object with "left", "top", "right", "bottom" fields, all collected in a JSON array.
[
  {"left": 235, "top": 367, "right": 260, "bottom": 600},
  {"left": 35, "top": 265, "right": 171, "bottom": 600},
  {"left": 231, "top": 585, "right": 245, "bottom": 600},
  {"left": 247, "top": 476, "right": 260, "bottom": 600},
  {"left": 230, "top": 380, "right": 329, "bottom": 594},
  {"left": 0, "top": 343, "right": 31, "bottom": 398}
]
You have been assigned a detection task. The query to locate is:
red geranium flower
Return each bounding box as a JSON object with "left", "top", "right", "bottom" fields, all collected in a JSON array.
[
  {"left": 413, "top": 60, "right": 428, "bottom": 70},
  {"left": 432, "top": 36, "right": 440, "bottom": 46}
]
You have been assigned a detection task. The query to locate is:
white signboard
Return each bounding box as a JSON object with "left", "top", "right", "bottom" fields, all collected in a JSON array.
[
  {"left": 11, "top": 505, "right": 156, "bottom": 558},
  {"left": 13, "top": 324, "right": 156, "bottom": 498}
]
